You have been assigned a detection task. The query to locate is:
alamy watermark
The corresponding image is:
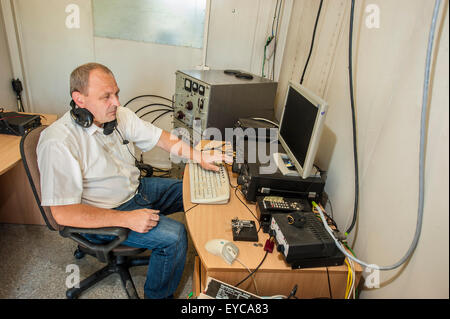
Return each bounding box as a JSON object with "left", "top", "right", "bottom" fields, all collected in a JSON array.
[
  {"left": 169, "top": 126, "right": 280, "bottom": 175},
  {"left": 65, "top": 4, "right": 80, "bottom": 29},
  {"left": 65, "top": 3, "right": 380, "bottom": 30},
  {"left": 365, "top": 4, "right": 380, "bottom": 29},
  {"left": 65, "top": 264, "right": 80, "bottom": 289},
  {"left": 363, "top": 264, "right": 380, "bottom": 289}
]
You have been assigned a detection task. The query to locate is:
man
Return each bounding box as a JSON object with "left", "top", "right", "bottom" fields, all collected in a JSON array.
[{"left": 37, "top": 63, "right": 224, "bottom": 299}]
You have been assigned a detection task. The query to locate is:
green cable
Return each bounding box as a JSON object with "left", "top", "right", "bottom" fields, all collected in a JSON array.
[
  {"left": 312, "top": 201, "right": 360, "bottom": 298},
  {"left": 262, "top": 36, "right": 274, "bottom": 78},
  {"left": 343, "top": 242, "right": 356, "bottom": 257},
  {"left": 262, "top": 47, "right": 267, "bottom": 77}
]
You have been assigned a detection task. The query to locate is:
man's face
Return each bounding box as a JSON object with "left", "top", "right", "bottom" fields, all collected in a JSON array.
[{"left": 73, "top": 69, "right": 120, "bottom": 126}]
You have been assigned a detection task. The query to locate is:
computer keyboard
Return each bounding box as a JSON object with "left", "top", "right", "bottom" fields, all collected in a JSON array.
[{"left": 189, "top": 162, "right": 230, "bottom": 204}]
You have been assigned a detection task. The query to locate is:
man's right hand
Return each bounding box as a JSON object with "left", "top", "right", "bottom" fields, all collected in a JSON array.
[{"left": 127, "top": 209, "right": 160, "bottom": 233}]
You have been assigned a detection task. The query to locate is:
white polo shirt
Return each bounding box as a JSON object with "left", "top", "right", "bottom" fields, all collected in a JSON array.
[{"left": 37, "top": 106, "right": 163, "bottom": 209}]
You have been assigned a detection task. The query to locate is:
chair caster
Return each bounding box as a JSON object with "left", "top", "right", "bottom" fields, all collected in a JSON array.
[
  {"left": 74, "top": 248, "right": 85, "bottom": 259},
  {"left": 66, "top": 288, "right": 80, "bottom": 299}
]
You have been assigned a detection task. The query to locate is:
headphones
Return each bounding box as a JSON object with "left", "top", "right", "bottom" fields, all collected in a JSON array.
[{"left": 70, "top": 99, "right": 117, "bottom": 135}]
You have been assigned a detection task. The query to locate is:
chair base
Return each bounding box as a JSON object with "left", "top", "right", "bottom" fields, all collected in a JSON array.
[{"left": 66, "top": 255, "right": 149, "bottom": 299}]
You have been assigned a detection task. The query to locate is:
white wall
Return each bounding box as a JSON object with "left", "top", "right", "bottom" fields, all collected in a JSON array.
[
  {"left": 206, "top": 0, "right": 292, "bottom": 80},
  {"left": 0, "top": 3, "right": 16, "bottom": 109},
  {"left": 278, "top": 0, "right": 449, "bottom": 298},
  {"left": 11, "top": 0, "right": 95, "bottom": 115},
  {"left": 94, "top": 36, "right": 204, "bottom": 167}
]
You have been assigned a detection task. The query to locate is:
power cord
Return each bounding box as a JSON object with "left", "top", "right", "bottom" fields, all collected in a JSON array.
[
  {"left": 235, "top": 250, "right": 269, "bottom": 289},
  {"left": 135, "top": 103, "right": 174, "bottom": 113},
  {"left": 326, "top": 266, "right": 333, "bottom": 299},
  {"left": 151, "top": 110, "right": 172, "bottom": 124},
  {"left": 250, "top": 117, "right": 279, "bottom": 128},
  {"left": 345, "top": 0, "right": 359, "bottom": 236},
  {"left": 235, "top": 257, "right": 259, "bottom": 295},
  {"left": 121, "top": 95, "right": 175, "bottom": 176},
  {"left": 345, "top": 0, "right": 441, "bottom": 246},
  {"left": 123, "top": 94, "right": 173, "bottom": 108},
  {"left": 185, "top": 203, "right": 199, "bottom": 215},
  {"left": 234, "top": 187, "right": 262, "bottom": 233},
  {"left": 300, "top": 0, "right": 324, "bottom": 85},
  {"left": 287, "top": 284, "right": 298, "bottom": 299}
]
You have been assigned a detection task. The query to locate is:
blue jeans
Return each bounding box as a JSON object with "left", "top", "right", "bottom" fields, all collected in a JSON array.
[{"left": 83, "top": 177, "right": 187, "bottom": 299}]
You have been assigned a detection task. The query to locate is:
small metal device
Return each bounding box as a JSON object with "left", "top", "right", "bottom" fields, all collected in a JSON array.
[
  {"left": 231, "top": 217, "right": 258, "bottom": 242},
  {"left": 231, "top": 217, "right": 254, "bottom": 235}
]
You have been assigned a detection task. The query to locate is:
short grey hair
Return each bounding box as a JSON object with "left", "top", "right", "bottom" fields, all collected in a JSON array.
[{"left": 70, "top": 63, "right": 114, "bottom": 96}]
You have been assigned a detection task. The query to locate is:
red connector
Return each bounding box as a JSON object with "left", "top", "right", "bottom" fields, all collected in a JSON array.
[{"left": 264, "top": 238, "right": 274, "bottom": 253}]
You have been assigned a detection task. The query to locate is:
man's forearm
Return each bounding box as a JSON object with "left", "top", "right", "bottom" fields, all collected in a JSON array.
[
  {"left": 50, "top": 204, "right": 160, "bottom": 233},
  {"left": 156, "top": 130, "right": 226, "bottom": 171},
  {"left": 50, "top": 204, "right": 131, "bottom": 229},
  {"left": 157, "top": 130, "right": 201, "bottom": 161}
]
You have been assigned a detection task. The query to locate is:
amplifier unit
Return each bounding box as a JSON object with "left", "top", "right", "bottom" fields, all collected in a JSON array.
[
  {"left": 270, "top": 213, "right": 345, "bottom": 269},
  {"left": 173, "top": 69, "right": 277, "bottom": 142}
]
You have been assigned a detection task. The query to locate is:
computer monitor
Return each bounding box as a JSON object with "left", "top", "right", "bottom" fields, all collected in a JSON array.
[{"left": 276, "top": 82, "right": 328, "bottom": 179}]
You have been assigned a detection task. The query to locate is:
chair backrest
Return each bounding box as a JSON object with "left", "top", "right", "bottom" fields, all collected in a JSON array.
[{"left": 20, "top": 125, "right": 63, "bottom": 231}]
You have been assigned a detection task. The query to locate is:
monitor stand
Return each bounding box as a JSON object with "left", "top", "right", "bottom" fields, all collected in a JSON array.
[{"left": 273, "top": 153, "right": 320, "bottom": 178}]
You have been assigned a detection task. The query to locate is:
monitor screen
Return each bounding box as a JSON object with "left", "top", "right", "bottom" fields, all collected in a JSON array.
[{"left": 278, "top": 82, "right": 328, "bottom": 179}]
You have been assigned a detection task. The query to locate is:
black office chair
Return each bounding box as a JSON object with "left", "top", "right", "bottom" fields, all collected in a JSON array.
[{"left": 20, "top": 125, "right": 149, "bottom": 299}]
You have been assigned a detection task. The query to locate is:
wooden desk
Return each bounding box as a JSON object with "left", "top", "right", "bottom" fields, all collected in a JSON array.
[
  {"left": 183, "top": 143, "right": 362, "bottom": 299},
  {"left": 0, "top": 112, "right": 57, "bottom": 225}
]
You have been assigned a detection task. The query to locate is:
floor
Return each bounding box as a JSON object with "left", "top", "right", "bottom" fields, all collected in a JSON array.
[{"left": 0, "top": 212, "right": 196, "bottom": 299}]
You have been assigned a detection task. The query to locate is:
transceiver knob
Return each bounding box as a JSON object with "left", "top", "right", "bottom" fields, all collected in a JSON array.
[
  {"left": 186, "top": 101, "right": 193, "bottom": 110},
  {"left": 237, "top": 175, "right": 249, "bottom": 185},
  {"left": 176, "top": 111, "right": 185, "bottom": 119}
]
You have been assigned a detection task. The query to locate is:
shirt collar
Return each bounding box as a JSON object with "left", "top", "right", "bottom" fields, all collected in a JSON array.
[{"left": 85, "top": 123, "right": 103, "bottom": 136}]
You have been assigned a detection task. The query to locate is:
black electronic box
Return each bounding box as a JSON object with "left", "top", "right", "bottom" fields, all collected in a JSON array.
[
  {"left": 270, "top": 213, "right": 345, "bottom": 269},
  {"left": 0, "top": 111, "right": 41, "bottom": 136},
  {"left": 256, "top": 196, "right": 311, "bottom": 233},
  {"left": 237, "top": 161, "right": 326, "bottom": 203},
  {"left": 231, "top": 139, "right": 326, "bottom": 203}
]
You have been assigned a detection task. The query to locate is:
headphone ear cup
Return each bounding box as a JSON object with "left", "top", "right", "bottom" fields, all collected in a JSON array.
[
  {"left": 70, "top": 107, "right": 93, "bottom": 128},
  {"left": 103, "top": 120, "right": 117, "bottom": 135}
]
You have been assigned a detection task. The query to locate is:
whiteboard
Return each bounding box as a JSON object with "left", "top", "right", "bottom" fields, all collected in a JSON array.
[{"left": 93, "top": 0, "right": 206, "bottom": 48}]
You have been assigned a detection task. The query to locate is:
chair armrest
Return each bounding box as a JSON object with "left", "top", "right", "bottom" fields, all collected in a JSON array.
[{"left": 60, "top": 226, "right": 130, "bottom": 263}]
